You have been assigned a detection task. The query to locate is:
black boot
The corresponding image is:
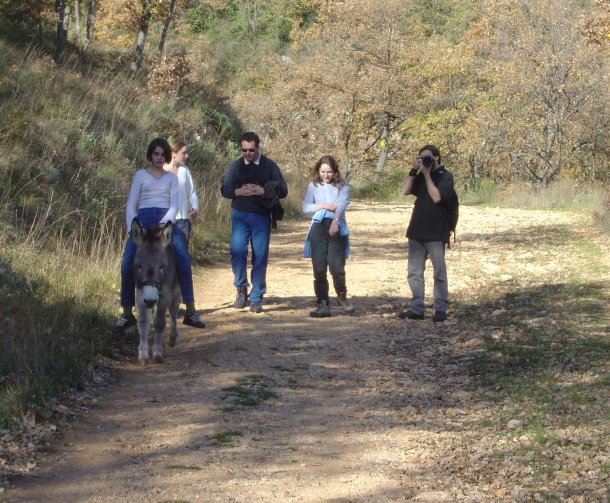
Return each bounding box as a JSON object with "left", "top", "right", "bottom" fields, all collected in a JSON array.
[
  {"left": 310, "top": 299, "right": 331, "bottom": 318},
  {"left": 233, "top": 287, "right": 247, "bottom": 309}
]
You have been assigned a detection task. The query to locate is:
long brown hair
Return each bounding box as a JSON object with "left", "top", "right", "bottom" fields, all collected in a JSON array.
[
  {"left": 169, "top": 139, "right": 186, "bottom": 153},
  {"left": 312, "top": 155, "right": 344, "bottom": 187}
]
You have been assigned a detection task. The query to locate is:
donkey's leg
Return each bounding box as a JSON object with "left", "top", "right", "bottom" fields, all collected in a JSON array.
[
  {"left": 152, "top": 306, "right": 167, "bottom": 364},
  {"left": 135, "top": 294, "right": 150, "bottom": 366},
  {"left": 168, "top": 289, "right": 180, "bottom": 348}
]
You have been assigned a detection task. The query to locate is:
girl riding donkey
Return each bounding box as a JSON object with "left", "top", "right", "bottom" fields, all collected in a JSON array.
[{"left": 113, "top": 138, "right": 206, "bottom": 332}]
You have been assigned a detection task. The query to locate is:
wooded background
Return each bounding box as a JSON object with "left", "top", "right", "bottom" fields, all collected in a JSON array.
[{"left": 3, "top": 0, "right": 608, "bottom": 196}]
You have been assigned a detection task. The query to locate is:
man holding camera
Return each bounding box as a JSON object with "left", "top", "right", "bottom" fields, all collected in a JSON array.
[{"left": 401, "top": 144, "right": 454, "bottom": 322}]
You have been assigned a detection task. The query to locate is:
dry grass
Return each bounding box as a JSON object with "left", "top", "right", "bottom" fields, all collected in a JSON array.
[
  {"left": 0, "top": 40, "right": 235, "bottom": 426},
  {"left": 0, "top": 37, "right": 313, "bottom": 426}
]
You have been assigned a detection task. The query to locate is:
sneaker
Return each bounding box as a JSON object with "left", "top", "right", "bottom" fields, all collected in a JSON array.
[
  {"left": 433, "top": 311, "right": 447, "bottom": 322},
  {"left": 399, "top": 310, "right": 424, "bottom": 320},
  {"left": 310, "top": 300, "right": 331, "bottom": 318},
  {"left": 183, "top": 312, "right": 206, "bottom": 328},
  {"left": 336, "top": 294, "right": 354, "bottom": 314},
  {"left": 233, "top": 287, "right": 248, "bottom": 309},
  {"left": 112, "top": 314, "right": 137, "bottom": 333},
  {"left": 250, "top": 301, "right": 263, "bottom": 313}
]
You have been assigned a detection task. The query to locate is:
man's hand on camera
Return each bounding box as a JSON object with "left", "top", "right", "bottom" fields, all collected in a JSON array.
[{"left": 420, "top": 164, "right": 432, "bottom": 177}]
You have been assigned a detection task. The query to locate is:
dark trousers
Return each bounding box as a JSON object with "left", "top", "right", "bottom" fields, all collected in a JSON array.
[{"left": 309, "top": 219, "right": 347, "bottom": 301}]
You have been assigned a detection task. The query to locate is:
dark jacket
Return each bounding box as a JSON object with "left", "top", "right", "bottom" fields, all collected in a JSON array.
[
  {"left": 261, "top": 180, "right": 285, "bottom": 229},
  {"left": 220, "top": 154, "right": 288, "bottom": 215},
  {"left": 406, "top": 166, "right": 454, "bottom": 243}
]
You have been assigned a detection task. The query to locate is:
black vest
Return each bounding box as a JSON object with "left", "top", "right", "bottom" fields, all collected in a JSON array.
[{"left": 231, "top": 156, "right": 274, "bottom": 215}]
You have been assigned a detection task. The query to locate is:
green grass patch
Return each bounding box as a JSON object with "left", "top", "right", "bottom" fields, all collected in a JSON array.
[
  {"left": 167, "top": 464, "right": 203, "bottom": 471},
  {"left": 270, "top": 362, "right": 310, "bottom": 372},
  {"left": 287, "top": 378, "right": 301, "bottom": 389},
  {"left": 221, "top": 374, "right": 277, "bottom": 407},
  {"left": 467, "top": 279, "right": 609, "bottom": 393},
  {"left": 269, "top": 365, "right": 295, "bottom": 372},
  {"left": 211, "top": 430, "right": 243, "bottom": 445},
  {"left": 456, "top": 214, "right": 610, "bottom": 494},
  {"left": 0, "top": 250, "right": 124, "bottom": 428}
]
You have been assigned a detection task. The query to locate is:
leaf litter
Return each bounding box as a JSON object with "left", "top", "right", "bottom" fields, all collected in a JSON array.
[{"left": 3, "top": 203, "right": 609, "bottom": 502}]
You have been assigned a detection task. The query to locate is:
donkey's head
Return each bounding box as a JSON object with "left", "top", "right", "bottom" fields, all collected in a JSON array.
[{"left": 131, "top": 218, "right": 173, "bottom": 309}]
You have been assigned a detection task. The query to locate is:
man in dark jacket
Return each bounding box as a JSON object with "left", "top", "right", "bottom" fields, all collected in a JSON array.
[
  {"left": 221, "top": 132, "right": 288, "bottom": 313},
  {"left": 401, "top": 144, "right": 454, "bottom": 322}
]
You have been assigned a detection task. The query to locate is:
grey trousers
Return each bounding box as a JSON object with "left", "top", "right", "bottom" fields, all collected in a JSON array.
[{"left": 407, "top": 239, "right": 448, "bottom": 314}]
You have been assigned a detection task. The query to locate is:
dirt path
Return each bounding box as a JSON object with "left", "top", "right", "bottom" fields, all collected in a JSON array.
[{"left": 7, "top": 202, "right": 609, "bottom": 503}]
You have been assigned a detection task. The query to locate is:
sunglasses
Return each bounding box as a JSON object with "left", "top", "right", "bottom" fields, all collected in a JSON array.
[{"left": 241, "top": 148, "right": 257, "bottom": 153}]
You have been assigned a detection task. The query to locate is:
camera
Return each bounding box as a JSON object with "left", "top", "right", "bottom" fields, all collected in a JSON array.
[{"left": 421, "top": 155, "right": 435, "bottom": 168}]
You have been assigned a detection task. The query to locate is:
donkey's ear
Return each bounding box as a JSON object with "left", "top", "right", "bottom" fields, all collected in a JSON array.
[
  {"left": 131, "top": 218, "right": 144, "bottom": 245},
  {"left": 161, "top": 221, "right": 173, "bottom": 247}
]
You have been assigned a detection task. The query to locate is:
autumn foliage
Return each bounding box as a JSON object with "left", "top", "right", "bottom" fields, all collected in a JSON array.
[{"left": 1, "top": 0, "right": 609, "bottom": 192}]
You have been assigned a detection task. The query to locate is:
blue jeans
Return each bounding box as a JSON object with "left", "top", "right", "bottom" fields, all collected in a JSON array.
[
  {"left": 120, "top": 208, "right": 195, "bottom": 308},
  {"left": 230, "top": 209, "right": 271, "bottom": 303},
  {"left": 407, "top": 239, "right": 448, "bottom": 314}
]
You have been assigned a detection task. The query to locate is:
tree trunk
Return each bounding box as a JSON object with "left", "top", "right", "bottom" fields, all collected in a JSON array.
[
  {"left": 86, "top": 0, "right": 96, "bottom": 46},
  {"left": 372, "top": 116, "right": 390, "bottom": 185},
  {"left": 37, "top": 11, "right": 44, "bottom": 45},
  {"left": 245, "top": 0, "right": 257, "bottom": 33},
  {"left": 468, "top": 154, "right": 484, "bottom": 190},
  {"left": 339, "top": 119, "right": 352, "bottom": 180},
  {"left": 132, "top": 0, "right": 151, "bottom": 73},
  {"left": 158, "top": 0, "right": 176, "bottom": 55},
  {"left": 343, "top": 136, "right": 352, "bottom": 180},
  {"left": 339, "top": 98, "right": 358, "bottom": 180},
  {"left": 74, "top": 0, "right": 81, "bottom": 43},
  {"left": 64, "top": 4, "right": 71, "bottom": 38},
  {"left": 54, "top": 0, "right": 67, "bottom": 64}
]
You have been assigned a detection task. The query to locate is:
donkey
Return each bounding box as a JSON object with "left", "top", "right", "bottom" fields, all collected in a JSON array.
[{"left": 131, "top": 218, "right": 180, "bottom": 365}]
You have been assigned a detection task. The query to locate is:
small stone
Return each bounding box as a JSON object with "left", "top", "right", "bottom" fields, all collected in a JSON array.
[
  {"left": 495, "top": 488, "right": 508, "bottom": 497},
  {"left": 507, "top": 419, "right": 524, "bottom": 429},
  {"left": 415, "top": 490, "right": 453, "bottom": 502},
  {"left": 444, "top": 408, "right": 461, "bottom": 418}
]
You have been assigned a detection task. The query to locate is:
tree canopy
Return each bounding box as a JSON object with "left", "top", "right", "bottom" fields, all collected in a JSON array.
[{"left": 1, "top": 0, "right": 609, "bottom": 190}]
